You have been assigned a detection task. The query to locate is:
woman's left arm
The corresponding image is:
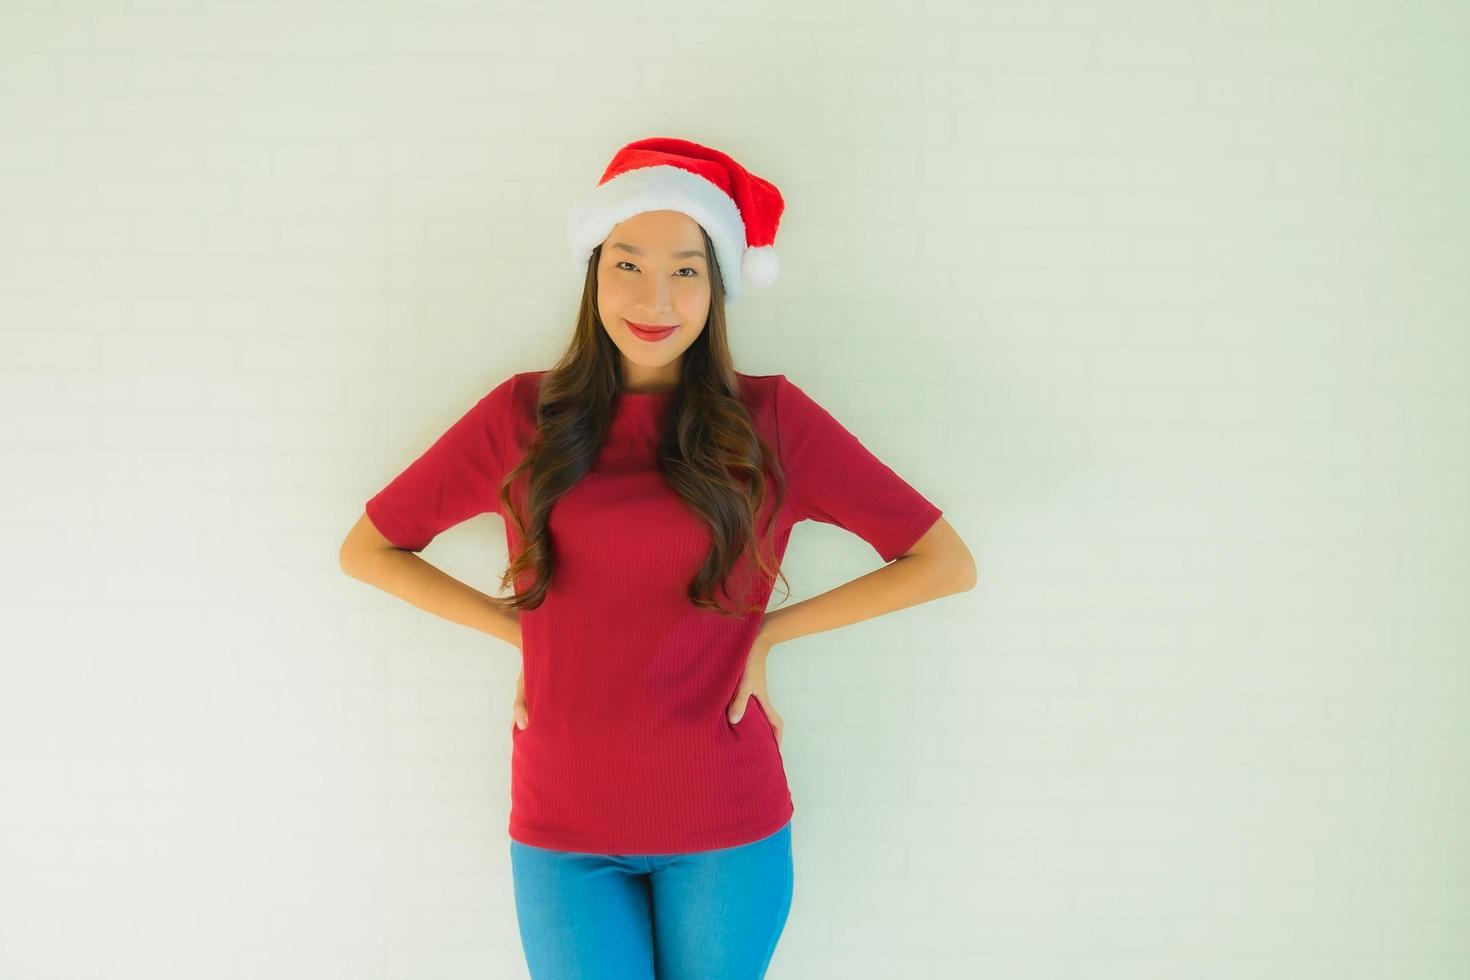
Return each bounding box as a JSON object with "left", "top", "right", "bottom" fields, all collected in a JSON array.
[
  {"left": 755, "top": 515, "right": 975, "bottom": 649},
  {"left": 728, "top": 517, "right": 973, "bottom": 736}
]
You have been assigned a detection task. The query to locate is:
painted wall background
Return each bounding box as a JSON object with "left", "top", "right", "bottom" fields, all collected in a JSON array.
[{"left": 1, "top": 1, "right": 1466, "bottom": 977}]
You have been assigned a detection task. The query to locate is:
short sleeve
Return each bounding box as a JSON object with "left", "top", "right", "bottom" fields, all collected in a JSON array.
[
  {"left": 775, "top": 375, "right": 944, "bottom": 563},
  {"left": 364, "top": 374, "right": 518, "bottom": 553}
]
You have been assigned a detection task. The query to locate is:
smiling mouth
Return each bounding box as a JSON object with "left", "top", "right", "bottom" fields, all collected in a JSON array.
[{"left": 626, "top": 319, "right": 678, "bottom": 340}]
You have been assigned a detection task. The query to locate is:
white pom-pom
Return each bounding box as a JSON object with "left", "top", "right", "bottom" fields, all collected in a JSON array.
[{"left": 742, "top": 245, "right": 780, "bottom": 288}]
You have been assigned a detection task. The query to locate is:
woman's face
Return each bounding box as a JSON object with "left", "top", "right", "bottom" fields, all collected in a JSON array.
[{"left": 596, "top": 210, "right": 712, "bottom": 387}]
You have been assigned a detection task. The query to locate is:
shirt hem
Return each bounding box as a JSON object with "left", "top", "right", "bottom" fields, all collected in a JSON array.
[{"left": 508, "top": 800, "right": 795, "bottom": 855}]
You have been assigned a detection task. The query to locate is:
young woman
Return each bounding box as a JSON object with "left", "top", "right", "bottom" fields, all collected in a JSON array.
[{"left": 341, "top": 137, "right": 976, "bottom": 979}]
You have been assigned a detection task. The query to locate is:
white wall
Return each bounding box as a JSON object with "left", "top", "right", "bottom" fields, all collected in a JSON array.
[{"left": 1, "top": 1, "right": 1466, "bottom": 978}]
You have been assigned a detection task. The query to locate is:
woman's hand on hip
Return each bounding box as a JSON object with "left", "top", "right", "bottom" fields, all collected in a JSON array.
[{"left": 727, "top": 639, "right": 782, "bottom": 748}]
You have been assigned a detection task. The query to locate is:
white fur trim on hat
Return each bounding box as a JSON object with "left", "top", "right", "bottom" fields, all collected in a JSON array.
[{"left": 567, "top": 164, "right": 750, "bottom": 304}]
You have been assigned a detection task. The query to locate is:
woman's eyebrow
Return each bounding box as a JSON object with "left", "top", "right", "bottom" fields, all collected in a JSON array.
[{"left": 610, "top": 241, "right": 707, "bottom": 260}]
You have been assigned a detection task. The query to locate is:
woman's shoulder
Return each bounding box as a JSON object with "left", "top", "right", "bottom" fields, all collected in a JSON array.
[
  {"left": 733, "top": 370, "right": 785, "bottom": 414},
  {"left": 486, "top": 372, "right": 546, "bottom": 451},
  {"left": 510, "top": 369, "right": 549, "bottom": 388},
  {"left": 732, "top": 372, "right": 790, "bottom": 441},
  {"left": 502, "top": 370, "right": 549, "bottom": 405},
  {"left": 733, "top": 370, "right": 784, "bottom": 398}
]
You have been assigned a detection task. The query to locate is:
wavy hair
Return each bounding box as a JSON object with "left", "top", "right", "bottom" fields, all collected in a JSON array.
[{"left": 494, "top": 225, "right": 792, "bottom": 617}]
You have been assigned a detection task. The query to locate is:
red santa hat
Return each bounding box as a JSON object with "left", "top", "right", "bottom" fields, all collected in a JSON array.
[{"left": 566, "top": 136, "right": 785, "bottom": 304}]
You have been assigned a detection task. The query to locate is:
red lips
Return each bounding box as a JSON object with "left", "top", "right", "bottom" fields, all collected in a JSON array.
[{"left": 625, "top": 319, "right": 678, "bottom": 341}]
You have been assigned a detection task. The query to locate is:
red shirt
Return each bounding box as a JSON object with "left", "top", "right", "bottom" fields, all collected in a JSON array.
[{"left": 365, "top": 370, "right": 943, "bottom": 854}]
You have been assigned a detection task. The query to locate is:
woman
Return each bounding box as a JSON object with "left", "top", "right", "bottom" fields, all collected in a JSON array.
[{"left": 341, "top": 137, "right": 976, "bottom": 979}]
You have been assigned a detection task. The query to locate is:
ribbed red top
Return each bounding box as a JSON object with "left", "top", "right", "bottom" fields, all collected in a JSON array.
[{"left": 366, "top": 370, "right": 943, "bottom": 853}]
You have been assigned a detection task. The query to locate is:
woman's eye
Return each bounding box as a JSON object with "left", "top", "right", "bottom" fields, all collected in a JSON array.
[{"left": 615, "top": 261, "right": 697, "bottom": 277}]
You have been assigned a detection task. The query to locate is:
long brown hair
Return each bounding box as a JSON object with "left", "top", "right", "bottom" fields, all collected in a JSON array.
[{"left": 494, "top": 225, "right": 792, "bottom": 617}]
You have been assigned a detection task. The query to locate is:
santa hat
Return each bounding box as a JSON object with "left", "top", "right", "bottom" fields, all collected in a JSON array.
[{"left": 566, "top": 136, "right": 785, "bottom": 304}]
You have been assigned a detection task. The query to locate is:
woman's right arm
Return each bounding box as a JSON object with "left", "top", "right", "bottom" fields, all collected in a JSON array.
[{"left": 339, "top": 511, "right": 522, "bottom": 649}]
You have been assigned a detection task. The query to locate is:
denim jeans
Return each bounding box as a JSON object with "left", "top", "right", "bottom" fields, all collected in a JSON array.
[{"left": 509, "top": 818, "right": 794, "bottom": 979}]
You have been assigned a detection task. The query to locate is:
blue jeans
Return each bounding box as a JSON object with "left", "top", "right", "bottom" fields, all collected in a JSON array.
[{"left": 509, "top": 819, "right": 794, "bottom": 979}]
